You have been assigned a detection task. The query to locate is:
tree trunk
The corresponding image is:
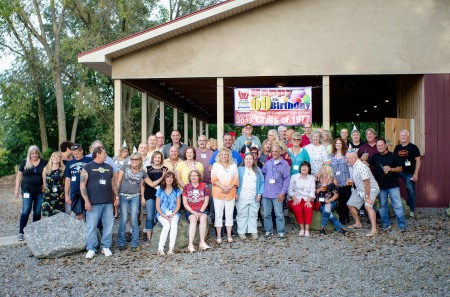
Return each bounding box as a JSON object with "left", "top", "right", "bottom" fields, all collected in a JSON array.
[
  {"left": 70, "top": 115, "right": 79, "bottom": 143},
  {"left": 147, "top": 96, "right": 159, "bottom": 134},
  {"left": 54, "top": 68, "right": 67, "bottom": 143}
]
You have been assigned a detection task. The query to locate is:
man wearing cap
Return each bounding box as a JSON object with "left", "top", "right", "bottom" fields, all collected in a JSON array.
[
  {"left": 394, "top": 130, "right": 422, "bottom": 218},
  {"left": 233, "top": 123, "right": 261, "bottom": 152},
  {"left": 64, "top": 143, "right": 93, "bottom": 220},
  {"left": 162, "top": 130, "right": 188, "bottom": 160}
]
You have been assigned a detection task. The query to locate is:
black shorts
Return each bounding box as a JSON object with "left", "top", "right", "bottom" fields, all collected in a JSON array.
[{"left": 71, "top": 192, "right": 85, "bottom": 215}]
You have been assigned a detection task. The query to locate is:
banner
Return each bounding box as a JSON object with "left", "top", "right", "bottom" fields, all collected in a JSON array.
[{"left": 234, "top": 87, "right": 312, "bottom": 126}]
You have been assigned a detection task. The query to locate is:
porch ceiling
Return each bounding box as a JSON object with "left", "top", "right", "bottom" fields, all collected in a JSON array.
[{"left": 124, "top": 75, "right": 398, "bottom": 125}]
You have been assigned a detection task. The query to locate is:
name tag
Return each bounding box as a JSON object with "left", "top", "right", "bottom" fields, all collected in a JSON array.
[
  {"left": 52, "top": 186, "right": 58, "bottom": 193},
  {"left": 335, "top": 171, "right": 340, "bottom": 176},
  {"left": 201, "top": 154, "right": 206, "bottom": 159},
  {"left": 293, "top": 165, "right": 299, "bottom": 171},
  {"left": 319, "top": 197, "right": 325, "bottom": 202},
  {"left": 71, "top": 176, "right": 76, "bottom": 182},
  {"left": 99, "top": 179, "right": 106, "bottom": 185},
  {"left": 23, "top": 192, "right": 30, "bottom": 199},
  {"left": 269, "top": 178, "right": 275, "bottom": 184},
  {"left": 405, "top": 160, "right": 411, "bottom": 166}
]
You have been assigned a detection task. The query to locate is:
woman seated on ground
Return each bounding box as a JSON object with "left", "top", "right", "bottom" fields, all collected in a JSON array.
[
  {"left": 211, "top": 148, "right": 239, "bottom": 244},
  {"left": 287, "top": 132, "right": 310, "bottom": 176},
  {"left": 182, "top": 170, "right": 211, "bottom": 252},
  {"left": 236, "top": 153, "right": 264, "bottom": 240},
  {"left": 156, "top": 171, "right": 181, "bottom": 255},
  {"left": 42, "top": 151, "right": 65, "bottom": 217},
  {"left": 287, "top": 161, "right": 315, "bottom": 237},
  {"left": 142, "top": 151, "right": 167, "bottom": 242},
  {"left": 116, "top": 152, "right": 155, "bottom": 252},
  {"left": 304, "top": 130, "right": 328, "bottom": 176},
  {"left": 315, "top": 164, "right": 349, "bottom": 236},
  {"left": 175, "top": 146, "right": 204, "bottom": 189}
]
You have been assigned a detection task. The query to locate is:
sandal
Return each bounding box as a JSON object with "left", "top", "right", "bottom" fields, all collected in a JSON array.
[
  {"left": 366, "top": 231, "right": 377, "bottom": 237},
  {"left": 298, "top": 230, "right": 305, "bottom": 237},
  {"left": 188, "top": 244, "right": 196, "bottom": 253},
  {"left": 348, "top": 225, "right": 363, "bottom": 229},
  {"left": 199, "top": 242, "right": 211, "bottom": 251}
]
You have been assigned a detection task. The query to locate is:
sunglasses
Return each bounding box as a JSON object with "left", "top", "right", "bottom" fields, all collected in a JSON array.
[{"left": 131, "top": 158, "right": 140, "bottom": 161}]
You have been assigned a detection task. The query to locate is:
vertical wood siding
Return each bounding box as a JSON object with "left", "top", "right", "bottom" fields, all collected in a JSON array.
[{"left": 419, "top": 74, "right": 450, "bottom": 207}]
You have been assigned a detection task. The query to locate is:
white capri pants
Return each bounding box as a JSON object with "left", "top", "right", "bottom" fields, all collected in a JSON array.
[
  {"left": 213, "top": 198, "right": 235, "bottom": 227},
  {"left": 157, "top": 215, "right": 179, "bottom": 250}
]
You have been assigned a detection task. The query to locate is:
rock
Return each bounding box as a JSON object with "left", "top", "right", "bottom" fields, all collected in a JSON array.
[
  {"left": 150, "top": 215, "right": 209, "bottom": 250},
  {"left": 288, "top": 209, "right": 338, "bottom": 231},
  {"left": 24, "top": 213, "right": 86, "bottom": 258}
]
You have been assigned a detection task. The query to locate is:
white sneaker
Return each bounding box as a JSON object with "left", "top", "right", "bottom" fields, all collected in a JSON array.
[
  {"left": 85, "top": 250, "right": 96, "bottom": 259},
  {"left": 409, "top": 211, "right": 415, "bottom": 218},
  {"left": 102, "top": 248, "right": 112, "bottom": 257}
]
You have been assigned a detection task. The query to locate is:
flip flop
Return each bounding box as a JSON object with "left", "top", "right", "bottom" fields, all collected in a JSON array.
[
  {"left": 366, "top": 232, "right": 377, "bottom": 237},
  {"left": 347, "top": 225, "right": 363, "bottom": 229}
]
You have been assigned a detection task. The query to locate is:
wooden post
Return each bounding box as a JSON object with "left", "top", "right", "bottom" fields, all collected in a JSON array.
[
  {"left": 114, "top": 80, "right": 123, "bottom": 156},
  {"left": 217, "top": 78, "right": 224, "bottom": 148},
  {"left": 322, "top": 76, "right": 330, "bottom": 130},
  {"left": 141, "top": 92, "right": 147, "bottom": 143},
  {"left": 159, "top": 101, "right": 165, "bottom": 137}
]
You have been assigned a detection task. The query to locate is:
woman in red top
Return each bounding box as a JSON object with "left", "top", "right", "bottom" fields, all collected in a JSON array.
[{"left": 182, "top": 169, "right": 211, "bottom": 252}]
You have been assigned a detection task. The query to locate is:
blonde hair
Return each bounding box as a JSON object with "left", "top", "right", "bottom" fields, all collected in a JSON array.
[
  {"left": 215, "top": 148, "right": 233, "bottom": 167},
  {"left": 43, "top": 151, "right": 65, "bottom": 176},
  {"left": 321, "top": 164, "right": 334, "bottom": 179},
  {"left": 208, "top": 138, "right": 218, "bottom": 151},
  {"left": 128, "top": 152, "right": 143, "bottom": 171},
  {"left": 24, "top": 145, "right": 42, "bottom": 170}
]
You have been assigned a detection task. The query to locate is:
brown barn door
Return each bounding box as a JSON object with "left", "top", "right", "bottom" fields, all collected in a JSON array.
[{"left": 385, "top": 118, "right": 411, "bottom": 151}]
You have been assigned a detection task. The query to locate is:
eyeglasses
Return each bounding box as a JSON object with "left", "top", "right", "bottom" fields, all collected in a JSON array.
[
  {"left": 131, "top": 159, "right": 140, "bottom": 161},
  {"left": 292, "top": 139, "right": 301, "bottom": 141},
  {"left": 250, "top": 152, "right": 258, "bottom": 154},
  {"left": 305, "top": 126, "right": 312, "bottom": 129}
]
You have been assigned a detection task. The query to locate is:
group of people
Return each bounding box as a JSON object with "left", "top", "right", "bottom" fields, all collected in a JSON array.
[{"left": 14, "top": 123, "right": 421, "bottom": 258}]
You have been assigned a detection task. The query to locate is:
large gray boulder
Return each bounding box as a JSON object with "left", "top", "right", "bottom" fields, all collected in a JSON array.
[
  {"left": 24, "top": 213, "right": 86, "bottom": 258},
  {"left": 150, "top": 215, "right": 209, "bottom": 250}
]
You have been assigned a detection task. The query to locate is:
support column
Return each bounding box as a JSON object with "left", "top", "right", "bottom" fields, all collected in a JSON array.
[
  {"left": 114, "top": 80, "right": 123, "bottom": 156},
  {"left": 199, "top": 121, "right": 204, "bottom": 136},
  {"left": 184, "top": 113, "right": 188, "bottom": 145},
  {"left": 193, "top": 118, "right": 197, "bottom": 144},
  {"left": 141, "top": 92, "right": 147, "bottom": 143},
  {"left": 173, "top": 108, "right": 178, "bottom": 131},
  {"left": 159, "top": 101, "right": 165, "bottom": 137},
  {"left": 217, "top": 78, "right": 224, "bottom": 148},
  {"left": 322, "top": 76, "right": 330, "bottom": 130},
  {"left": 206, "top": 124, "right": 209, "bottom": 139}
]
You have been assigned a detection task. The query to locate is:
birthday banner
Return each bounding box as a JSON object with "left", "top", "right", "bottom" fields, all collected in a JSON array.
[{"left": 234, "top": 87, "right": 312, "bottom": 126}]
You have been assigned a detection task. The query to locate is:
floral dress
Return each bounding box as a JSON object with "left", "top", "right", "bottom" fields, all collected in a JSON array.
[{"left": 42, "top": 168, "right": 65, "bottom": 217}]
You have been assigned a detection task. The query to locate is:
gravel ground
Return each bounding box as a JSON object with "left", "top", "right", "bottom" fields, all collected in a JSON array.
[{"left": 0, "top": 175, "right": 449, "bottom": 296}]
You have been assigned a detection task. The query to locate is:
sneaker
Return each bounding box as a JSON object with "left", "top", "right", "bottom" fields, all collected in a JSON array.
[
  {"left": 251, "top": 233, "right": 259, "bottom": 240},
  {"left": 85, "top": 250, "right": 96, "bottom": 259},
  {"left": 118, "top": 245, "right": 126, "bottom": 251},
  {"left": 238, "top": 233, "right": 247, "bottom": 240},
  {"left": 278, "top": 233, "right": 286, "bottom": 239},
  {"left": 320, "top": 227, "right": 326, "bottom": 236},
  {"left": 399, "top": 227, "right": 406, "bottom": 233},
  {"left": 381, "top": 225, "right": 392, "bottom": 231},
  {"left": 131, "top": 246, "right": 142, "bottom": 252},
  {"left": 304, "top": 231, "right": 310, "bottom": 237},
  {"left": 102, "top": 248, "right": 112, "bottom": 257},
  {"left": 17, "top": 233, "right": 24, "bottom": 241},
  {"left": 409, "top": 211, "right": 415, "bottom": 218},
  {"left": 264, "top": 232, "right": 272, "bottom": 238},
  {"left": 341, "top": 228, "right": 349, "bottom": 236}
]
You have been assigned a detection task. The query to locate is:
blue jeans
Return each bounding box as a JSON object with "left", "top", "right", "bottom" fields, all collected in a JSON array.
[
  {"left": 19, "top": 192, "right": 43, "bottom": 234},
  {"left": 262, "top": 197, "right": 285, "bottom": 234},
  {"left": 145, "top": 199, "right": 157, "bottom": 231},
  {"left": 85, "top": 203, "right": 114, "bottom": 251},
  {"left": 378, "top": 187, "right": 406, "bottom": 229},
  {"left": 319, "top": 201, "right": 344, "bottom": 231},
  {"left": 118, "top": 195, "right": 140, "bottom": 248},
  {"left": 399, "top": 172, "right": 416, "bottom": 212}
]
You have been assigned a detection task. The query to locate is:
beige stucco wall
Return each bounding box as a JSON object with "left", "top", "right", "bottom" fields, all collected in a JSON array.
[{"left": 112, "top": 0, "right": 450, "bottom": 78}]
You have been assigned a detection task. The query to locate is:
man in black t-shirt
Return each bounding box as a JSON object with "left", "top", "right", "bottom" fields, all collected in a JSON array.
[
  {"left": 394, "top": 130, "right": 421, "bottom": 218},
  {"left": 368, "top": 138, "right": 406, "bottom": 232},
  {"left": 80, "top": 146, "right": 117, "bottom": 259}
]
